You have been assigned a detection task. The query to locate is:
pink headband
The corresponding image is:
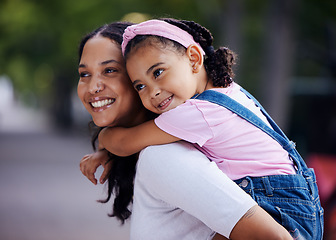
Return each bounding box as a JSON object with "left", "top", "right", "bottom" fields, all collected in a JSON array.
[{"left": 121, "top": 19, "right": 205, "bottom": 56}]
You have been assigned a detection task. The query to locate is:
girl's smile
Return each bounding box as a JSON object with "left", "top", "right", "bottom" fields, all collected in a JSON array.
[
  {"left": 157, "top": 94, "right": 174, "bottom": 111},
  {"left": 159, "top": 95, "right": 173, "bottom": 110},
  {"left": 126, "top": 44, "right": 206, "bottom": 114}
]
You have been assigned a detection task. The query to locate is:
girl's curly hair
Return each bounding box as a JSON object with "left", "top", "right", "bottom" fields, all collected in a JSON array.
[{"left": 124, "top": 18, "right": 237, "bottom": 88}]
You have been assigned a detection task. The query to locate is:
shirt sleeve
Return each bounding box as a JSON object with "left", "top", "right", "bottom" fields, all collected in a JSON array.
[
  {"left": 154, "top": 101, "right": 213, "bottom": 146},
  {"left": 137, "top": 142, "right": 257, "bottom": 238}
]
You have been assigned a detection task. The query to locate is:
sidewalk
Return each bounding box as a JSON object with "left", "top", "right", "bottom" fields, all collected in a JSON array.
[{"left": 0, "top": 107, "right": 130, "bottom": 240}]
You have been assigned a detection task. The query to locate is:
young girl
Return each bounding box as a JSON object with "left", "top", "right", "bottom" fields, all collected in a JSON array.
[{"left": 98, "top": 18, "right": 324, "bottom": 239}]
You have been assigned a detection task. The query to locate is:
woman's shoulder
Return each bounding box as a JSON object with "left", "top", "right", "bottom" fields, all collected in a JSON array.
[
  {"left": 136, "top": 142, "right": 209, "bottom": 177},
  {"left": 138, "top": 142, "right": 203, "bottom": 166},
  {"left": 141, "top": 141, "right": 195, "bottom": 153}
]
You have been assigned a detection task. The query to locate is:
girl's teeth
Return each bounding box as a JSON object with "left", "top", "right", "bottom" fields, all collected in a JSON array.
[
  {"left": 91, "top": 99, "right": 114, "bottom": 108},
  {"left": 159, "top": 96, "right": 172, "bottom": 107}
]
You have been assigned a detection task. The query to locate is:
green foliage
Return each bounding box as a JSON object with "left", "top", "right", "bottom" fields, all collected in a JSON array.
[
  {"left": 294, "top": 0, "right": 336, "bottom": 77},
  {"left": 0, "top": 0, "right": 217, "bottom": 102},
  {"left": 0, "top": 0, "right": 334, "bottom": 113}
]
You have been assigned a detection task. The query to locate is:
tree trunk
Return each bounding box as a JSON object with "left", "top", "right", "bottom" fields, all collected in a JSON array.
[
  {"left": 260, "top": 0, "right": 297, "bottom": 131},
  {"left": 220, "top": 0, "right": 243, "bottom": 53}
]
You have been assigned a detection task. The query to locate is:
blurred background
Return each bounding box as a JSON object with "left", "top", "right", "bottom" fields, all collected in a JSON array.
[{"left": 0, "top": 0, "right": 335, "bottom": 239}]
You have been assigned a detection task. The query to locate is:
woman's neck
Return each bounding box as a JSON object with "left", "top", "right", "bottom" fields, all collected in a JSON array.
[{"left": 127, "top": 108, "right": 152, "bottom": 128}]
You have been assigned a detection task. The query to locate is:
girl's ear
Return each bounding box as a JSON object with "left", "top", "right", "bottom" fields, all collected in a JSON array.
[{"left": 186, "top": 44, "right": 204, "bottom": 73}]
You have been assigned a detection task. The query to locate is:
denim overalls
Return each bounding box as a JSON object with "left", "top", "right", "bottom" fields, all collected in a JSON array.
[{"left": 194, "top": 89, "right": 324, "bottom": 240}]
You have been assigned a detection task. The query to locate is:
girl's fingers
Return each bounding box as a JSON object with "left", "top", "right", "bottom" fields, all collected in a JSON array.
[
  {"left": 79, "top": 154, "right": 98, "bottom": 185},
  {"left": 100, "top": 160, "right": 113, "bottom": 184},
  {"left": 88, "top": 173, "right": 98, "bottom": 185}
]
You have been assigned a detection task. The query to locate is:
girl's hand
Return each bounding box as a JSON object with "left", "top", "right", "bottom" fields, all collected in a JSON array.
[{"left": 79, "top": 149, "right": 113, "bottom": 185}]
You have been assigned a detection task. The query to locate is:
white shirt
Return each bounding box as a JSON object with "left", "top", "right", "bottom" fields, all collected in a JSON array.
[{"left": 130, "top": 142, "right": 256, "bottom": 240}]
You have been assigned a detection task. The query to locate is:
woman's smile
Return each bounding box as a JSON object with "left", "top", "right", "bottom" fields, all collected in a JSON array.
[{"left": 90, "top": 97, "right": 115, "bottom": 112}]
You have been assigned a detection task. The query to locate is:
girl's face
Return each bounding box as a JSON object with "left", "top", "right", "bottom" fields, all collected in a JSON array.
[
  {"left": 77, "top": 36, "right": 144, "bottom": 127},
  {"left": 126, "top": 45, "right": 203, "bottom": 114}
]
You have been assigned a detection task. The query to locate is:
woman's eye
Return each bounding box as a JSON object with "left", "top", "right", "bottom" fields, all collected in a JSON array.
[
  {"left": 153, "top": 69, "right": 163, "bottom": 79},
  {"left": 104, "top": 68, "right": 117, "bottom": 74},
  {"left": 79, "top": 72, "right": 90, "bottom": 78},
  {"left": 134, "top": 84, "right": 146, "bottom": 92}
]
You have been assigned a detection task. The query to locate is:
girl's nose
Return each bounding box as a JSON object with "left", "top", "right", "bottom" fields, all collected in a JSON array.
[{"left": 151, "top": 87, "right": 161, "bottom": 98}]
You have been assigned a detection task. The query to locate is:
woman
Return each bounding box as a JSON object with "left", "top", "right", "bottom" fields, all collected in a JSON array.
[{"left": 77, "top": 22, "right": 292, "bottom": 240}]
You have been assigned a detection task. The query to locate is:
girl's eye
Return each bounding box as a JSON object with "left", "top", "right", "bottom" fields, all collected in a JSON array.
[
  {"left": 134, "top": 84, "right": 146, "bottom": 92},
  {"left": 153, "top": 69, "right": 163, "bottom": 79}
]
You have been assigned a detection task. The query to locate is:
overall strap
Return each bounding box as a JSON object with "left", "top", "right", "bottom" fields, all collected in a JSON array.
[{"left": 193, "top": 89, "right": 307, "bottom": 172}]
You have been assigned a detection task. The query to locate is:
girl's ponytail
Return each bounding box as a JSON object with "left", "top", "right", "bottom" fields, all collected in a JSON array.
[{"left": 204, "top": 46, "right": 236, "bottom": 87}]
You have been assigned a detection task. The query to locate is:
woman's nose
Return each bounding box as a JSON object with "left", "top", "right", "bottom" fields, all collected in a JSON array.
[{"left": 89, "top": 76, "right": 104, "bottom": 94}]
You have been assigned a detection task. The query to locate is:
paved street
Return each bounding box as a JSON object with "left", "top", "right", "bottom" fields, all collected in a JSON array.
[
  {"left": 0, "top": 81, "right": 129, "bottom": 240},
  {"left": 0, "top": 130, "right": 130, "bottom": 240}
]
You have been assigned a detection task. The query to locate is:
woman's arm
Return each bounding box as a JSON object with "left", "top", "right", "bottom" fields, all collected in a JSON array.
[
  {"left": 98, "top": 119, "right": 180, "bottom": 156},
  {"left": 229, "top": 205, "right": 292, "bottom": 240},
  {"left": 212, "top": 206, "right": 291, "bottom": 240}
]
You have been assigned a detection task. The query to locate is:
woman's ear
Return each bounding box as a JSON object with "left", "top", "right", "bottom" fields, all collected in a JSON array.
[{"left": 186, "top": 44, "right": 204, "bottom": 73}]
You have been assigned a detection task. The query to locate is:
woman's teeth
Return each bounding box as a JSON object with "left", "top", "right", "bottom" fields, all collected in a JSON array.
[{"left": 91, "top": 99, "right": 114, "bottom": 108}]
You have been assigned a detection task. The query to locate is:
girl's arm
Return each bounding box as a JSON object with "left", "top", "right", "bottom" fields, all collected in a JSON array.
[{"left": 98, "top": 120, "right": 181, "bottom": 156}]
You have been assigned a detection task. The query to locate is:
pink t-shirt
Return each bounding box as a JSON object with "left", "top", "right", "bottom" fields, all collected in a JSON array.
[{"left": 154, "top": 82, "right": 296, "bottom": 180}]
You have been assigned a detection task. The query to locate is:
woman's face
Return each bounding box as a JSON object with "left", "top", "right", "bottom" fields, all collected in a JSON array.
[{"left": 77, "top": 36, "right": 144, "bottom": 127}]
